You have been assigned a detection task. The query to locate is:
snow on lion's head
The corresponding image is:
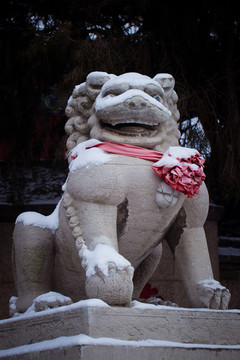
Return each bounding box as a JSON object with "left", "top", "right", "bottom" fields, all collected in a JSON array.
[{"left": 65, "top": 71, "right": 180, "bottom": 161}]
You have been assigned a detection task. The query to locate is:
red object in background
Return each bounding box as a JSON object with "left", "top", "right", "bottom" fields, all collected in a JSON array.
[
  {"left": 0, "top": 112, "right": 63, "bottom": 161},
  {"left": 33, "top": 112, "right": 62, "bottom": 160},
  {"left": 0, "top": 141, "right": 12, "bottom": 161},
  {"left": 140, "top": 283, "right": 165, "bottom": 301},
  {"left": 140, "top": 283, "right": 159, "bottom": 299}
]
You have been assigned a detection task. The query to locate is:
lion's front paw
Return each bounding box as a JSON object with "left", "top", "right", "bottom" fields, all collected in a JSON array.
[
  {"left": 85, "top": 262, "right": 134, "bottom": 305},
  {"left": 10, "top": 292, "right": 73, "bottom": 316},
  {"left": 197, "top": 280, "right": 231, "bottom": 309},
  {"left": 80, "top": 243, "right": 134, "bottom": 305},
  {"left": 33, "top": 291, "right": 73, "bottom": 312}
]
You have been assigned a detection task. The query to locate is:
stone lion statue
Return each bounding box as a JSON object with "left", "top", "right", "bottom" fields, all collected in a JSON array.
[{"left": 12, "top": 71, "right": 230, "bottom": 314}]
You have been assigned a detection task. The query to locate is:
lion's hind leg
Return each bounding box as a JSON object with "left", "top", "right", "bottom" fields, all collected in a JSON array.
[{"left": 12, "top": 218, "right": 55, "bottom": 314}]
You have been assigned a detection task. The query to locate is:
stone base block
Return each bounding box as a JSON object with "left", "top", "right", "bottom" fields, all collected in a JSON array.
[
  {"left": 0, "top": 301, "right": 240, "bottom": 359},
  {"left": 1, "top": 338, "right": 240, "bottom": 360}
]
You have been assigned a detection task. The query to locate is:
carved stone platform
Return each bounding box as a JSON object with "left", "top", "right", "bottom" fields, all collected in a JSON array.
[{"left": 0, "top": 301, "right": 240, "bottom": 359}]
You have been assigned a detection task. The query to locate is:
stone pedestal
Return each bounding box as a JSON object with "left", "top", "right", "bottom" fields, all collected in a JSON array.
[{"left": 0, "top": 301, "right": 240, "bottom": 359}]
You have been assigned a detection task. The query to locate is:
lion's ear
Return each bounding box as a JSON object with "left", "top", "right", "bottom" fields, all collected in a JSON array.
[
  {"left": 153, "top": 74, "right": 180, "bottom": 122},
  {"left": 153, "top": 73, "right": 175, "bottom": 92},
  {"left": 86, "top": 71, "right": 111, "bottom": 100}
]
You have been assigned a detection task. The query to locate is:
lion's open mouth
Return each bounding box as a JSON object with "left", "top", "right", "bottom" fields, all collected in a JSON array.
[{"left": 99, "top": 119, "right": 159, "bottom": 136}]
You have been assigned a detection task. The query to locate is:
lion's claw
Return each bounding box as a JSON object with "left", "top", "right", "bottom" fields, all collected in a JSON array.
[{"left": 197, "top": 280, "right": 230, "bottom": 309}]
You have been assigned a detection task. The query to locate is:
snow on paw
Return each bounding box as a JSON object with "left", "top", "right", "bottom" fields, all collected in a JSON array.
[
  {"left": 80, "top": 242, "right": 134, "bottom": 305},
  {"left": 33, "top": 292, "right": 73, "bottom": 312},
  {"left": 9, "top": 292, "right": 73, "bottom": 316},
  {"left": 12, "top": 294, "right": 39, "bottom": 315},
  {"left": 197, "top": 280, "right": 231, "bottom": 309}
]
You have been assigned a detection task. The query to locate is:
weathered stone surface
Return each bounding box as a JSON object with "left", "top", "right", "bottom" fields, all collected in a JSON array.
[
  {"left": 0, "top": 305, "right": 240, "bottom": 359},
  {"left": 0, "top": 305, "right": 240, "bottom": 350},
  {"left": 2, "top": 203, "right": 235, "bottom": 321},
  {"left": 11, "top": 72, "right": 230, "bottom": 314},
  {"left": 1, "top": 342, "right": 240, "bottom": 360}
]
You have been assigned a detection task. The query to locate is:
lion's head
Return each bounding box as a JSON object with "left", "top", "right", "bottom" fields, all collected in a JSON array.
[{"left": 65, "top": 71, "right": 180, "bottom": 160}]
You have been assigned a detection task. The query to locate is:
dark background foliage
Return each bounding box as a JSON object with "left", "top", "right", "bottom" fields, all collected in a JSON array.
[{"left": 0, "top": 0, "right": 240, "bottom": 222}]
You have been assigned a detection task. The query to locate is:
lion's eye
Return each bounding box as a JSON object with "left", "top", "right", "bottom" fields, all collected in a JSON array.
[
  {"left": 102, "top": 84, "right": 129, "bottom": 98},
  {"left": 103, "top": 92, "right": 115, "bottom": 98},
  {"left": 154, "top": 95, "right": 161, "bottom": 102},
  {"left": 103, "top": 90, "right": 122, "bottom": 98},
  {"left": 102, "top": 90, "right": 114, "bottom": 97}
]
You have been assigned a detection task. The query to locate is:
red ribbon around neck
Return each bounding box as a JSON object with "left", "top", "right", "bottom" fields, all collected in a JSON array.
[{"left": 85, "top": 142, "right": 206, "bottom": 198}]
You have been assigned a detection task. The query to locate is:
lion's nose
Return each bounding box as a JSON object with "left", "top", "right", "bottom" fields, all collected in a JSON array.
[{"left": 125, "top": 96, "right": 149, "bottom": 109}]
